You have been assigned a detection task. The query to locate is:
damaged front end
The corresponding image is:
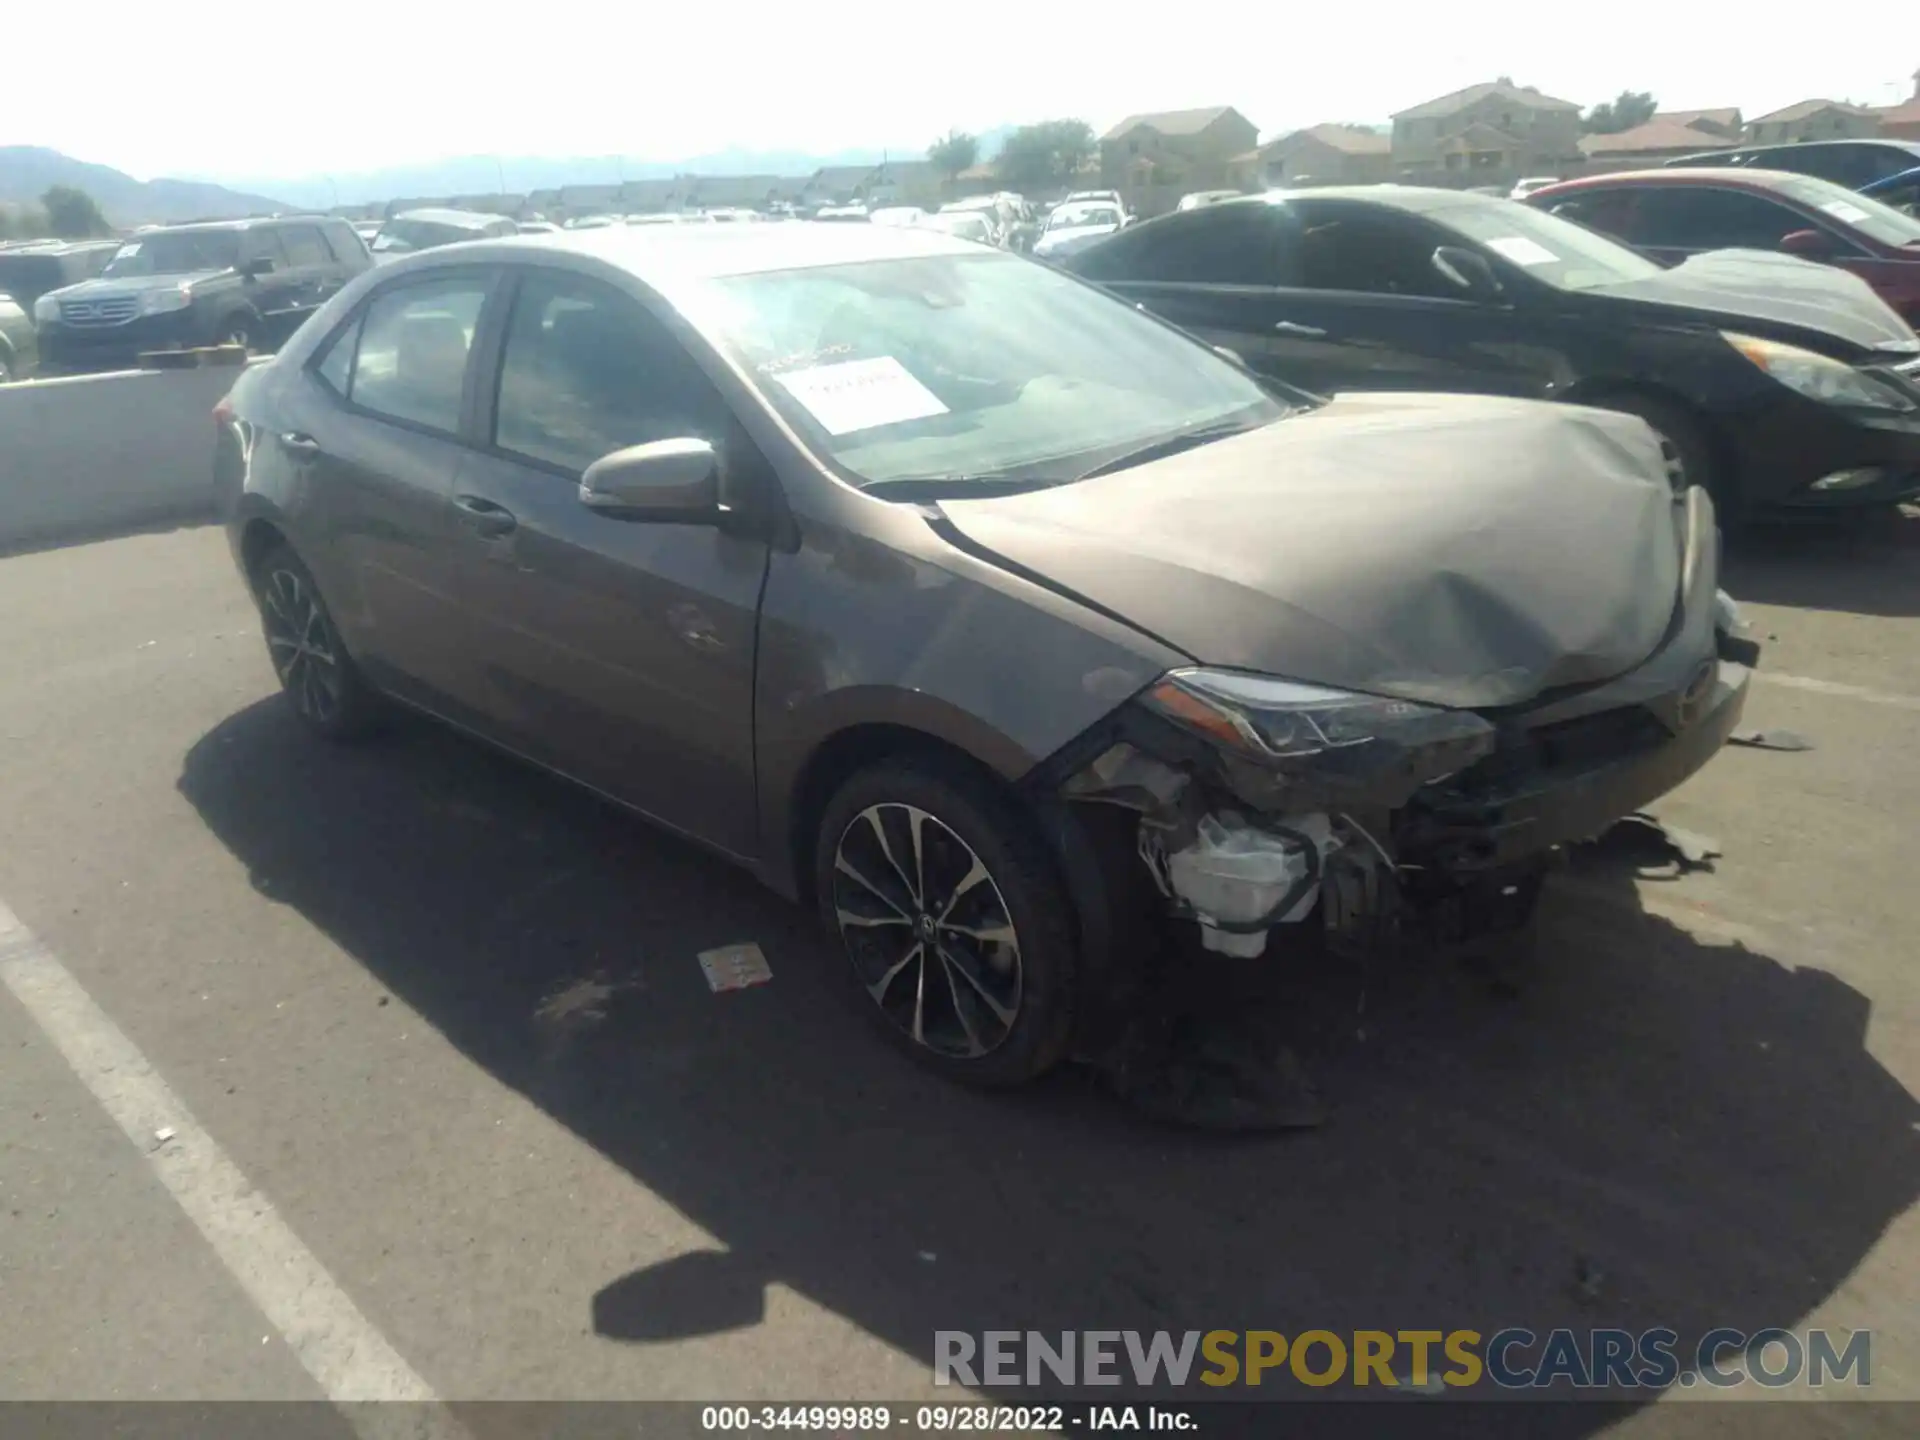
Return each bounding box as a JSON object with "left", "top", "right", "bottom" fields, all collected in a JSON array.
[
  {"left": 1056, "top": 669, "right": 1503, "bottom": 960},
  {"left": 1047, "top": 610, "right": 1752, "bottom": 967}
]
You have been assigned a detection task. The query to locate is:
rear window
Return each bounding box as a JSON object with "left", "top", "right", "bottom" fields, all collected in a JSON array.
[{"left": 1772, "top": 175, "right": 1920, "bottom": 249}]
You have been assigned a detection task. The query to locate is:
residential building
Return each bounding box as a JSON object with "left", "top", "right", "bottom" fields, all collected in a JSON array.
[
  {"left": 1656, "top": 108, "right": 1743, "bottom": 140},
  {"left": 1878, "top": 70, "right": 1920, "bottom": 141},
  {"left": 1579, "top": 119, "right": 1737, "bottom": 165},
  {"left": 1390, "top": 80, "right": 1583, "bottom": 179},
  {"left": 1252, "top": 124, "right": 1392, "bottom": 186},
  {"left": 1100, "top": 106, "right": 1261, "bottom": 215},
  {"left": 1744, "top": 100, "right": 1881, "bottom": 144}
]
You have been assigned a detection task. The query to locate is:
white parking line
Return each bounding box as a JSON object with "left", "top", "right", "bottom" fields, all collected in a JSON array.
[
  {"left": 0, "top": 897, "right": 468, "bottom": 1438},
  {"left": 1755, "top": 671, "right": 1920, "bottom": 713}
]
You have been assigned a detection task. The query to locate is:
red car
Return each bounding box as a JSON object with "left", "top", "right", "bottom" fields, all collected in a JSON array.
[{"left": 1525, "top": 169, "right": 1920, "bottom": 324}]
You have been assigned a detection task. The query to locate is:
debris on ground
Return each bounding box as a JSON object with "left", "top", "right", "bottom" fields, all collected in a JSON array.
[
  {"left": 1728, "top": 728, "right": 1815, "bottom": 752},
  {"left": 152, "top": 1126, "right": 176, "bottom": 1146},
  {"left": 698, "top": 942, "right": 773, "bottom": 994},
  {"left": 1588, "top": 813, "right": 1722, "bottom": 876}
]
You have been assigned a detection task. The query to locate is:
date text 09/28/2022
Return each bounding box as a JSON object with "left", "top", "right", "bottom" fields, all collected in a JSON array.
[{"left": 700, "top": 1405, "right": 1191, "bottom": 1431}]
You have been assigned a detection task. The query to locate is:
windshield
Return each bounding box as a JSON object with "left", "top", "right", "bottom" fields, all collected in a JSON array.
[
  {"left": 102, "top": 230, "right": 241, "bottom": 278},
  {"left": 1050, "top": 206, "right": 1118, "bottom": 231},
  {"left": 1437, "top": 200, "right": 1663, "bottom": 291},
  {"left": 682, "top": 252, "right": 1283, "bottom": 490},
  {"left": 1773, "top": 174, "right": 1920, "bottom": 248}
]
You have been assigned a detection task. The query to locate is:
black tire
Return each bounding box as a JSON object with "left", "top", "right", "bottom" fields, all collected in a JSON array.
[
  {"left": 0, "top": 351, "right": 13, "bottom": 384},
  {"left": 814, "top": 758, "right": 1079, "bottom": 1087},
  {"left": 1590, "top": 392, "right": 1737, "bottom": 522},
  {"left": 219, "top": 312, "right": 259, "bottom": 354},
  {"left": 251, "top": 543, "right": 382, "bottom": 741}
]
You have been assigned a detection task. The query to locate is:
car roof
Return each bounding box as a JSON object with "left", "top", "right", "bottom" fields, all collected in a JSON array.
[
  {"left": 1528, "top": 167, "right": 1836, "bottom": 196},
  {"left": 1202, "top": 185, "right": 1517, "bottom": 216},
  {"left": 131, "top": 215, "right": 337, "bottom": 236},
  {"left": 391, "top": 207, "right": 511, "bottom": 227},
  {"left": 389, "top": 221, "right": 983, "bottom": 284}
]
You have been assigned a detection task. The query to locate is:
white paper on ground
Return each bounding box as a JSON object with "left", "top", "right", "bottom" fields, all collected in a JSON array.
[
  {"left": 774, "top": 356, "right": 949, "bottom": 435},
  {"left": 698, "top": 943, "right": 774, "bottom": 994},
  {"left": 1483, "top": 236, "right": 1560, "bottom": 267}
]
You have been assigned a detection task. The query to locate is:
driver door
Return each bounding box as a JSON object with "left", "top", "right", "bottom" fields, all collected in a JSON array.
[{"left": 449, "top": 267, "right": 771, "bottom": 857}]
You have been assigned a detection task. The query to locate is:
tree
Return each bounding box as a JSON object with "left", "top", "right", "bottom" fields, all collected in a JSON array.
[
  {"left": 41, "top": 186, "right": 109, "bottom": 238},
  {"left": 994, "top": 119, "right": 1097, "bottom": 191},
  {"left": 928, "top": 129, "right": 980, "bottom": 185},
  {"left": 1583, "top": 90, "right": 1658, "bottom": 135}
]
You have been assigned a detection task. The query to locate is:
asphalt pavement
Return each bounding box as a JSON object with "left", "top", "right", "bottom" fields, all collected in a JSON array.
[{"left": 1, "top": 516, "right": 1917, "bottom": 1438}]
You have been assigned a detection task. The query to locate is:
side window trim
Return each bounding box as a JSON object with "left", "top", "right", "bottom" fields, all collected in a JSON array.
[{"left": 305, "top": 266, "right": 503, "bottom": 446}]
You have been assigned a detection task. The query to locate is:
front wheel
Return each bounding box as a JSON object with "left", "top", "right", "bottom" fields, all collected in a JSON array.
[
  {"left": 1592, "top": 393, "right": 1737, "bottom": 523},
  {"left": 815, "top": 760, "right": 1079, "bottom": 1087},
  {"left": 252, "top": 544, "right": 381, "bottom": 740},
  {"left": 219, "top": 313, "right": 258, "bottom": 354}
]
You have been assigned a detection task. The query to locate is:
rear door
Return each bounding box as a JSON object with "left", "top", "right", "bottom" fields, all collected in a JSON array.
[
  {"left": 1070, "top": 203, "right": 1345, "bottom": 389},
  {"left": 446, "top": 264, "right": 771, "bottom": 856},
  {"left": 285, "top": 268, "right": 501, "bottom": 714}
]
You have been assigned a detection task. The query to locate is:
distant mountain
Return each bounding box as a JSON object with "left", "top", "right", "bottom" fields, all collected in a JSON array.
[
  {"left": 0, "top": 147, "right": 286, "bottom": 224},
  {"left": 203, "top": 145, "right": 929, "bottom": 211}
]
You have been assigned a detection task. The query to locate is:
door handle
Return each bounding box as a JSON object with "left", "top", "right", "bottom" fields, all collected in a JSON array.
[
  {"left": 454, "top": 493, "right": 517, "bottom": 538},
  {"left": 279, "top": 432, "right": 321, "bottom": 459},
  {"left": 1273, "top": 321, "right": 1328, "bottom": 338}
]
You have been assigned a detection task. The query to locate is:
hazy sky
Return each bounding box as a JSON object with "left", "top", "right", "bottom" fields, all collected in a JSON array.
[{"left": 12, "top": 2, "right": 1918, "bottom": 182}]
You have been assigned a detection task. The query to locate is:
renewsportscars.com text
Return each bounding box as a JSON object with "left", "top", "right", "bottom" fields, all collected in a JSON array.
[{"left": 933, "top": 1328, "right": 1872, "bottom": 1391}]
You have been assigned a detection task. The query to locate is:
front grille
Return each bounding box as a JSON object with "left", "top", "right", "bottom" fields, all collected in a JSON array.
[{"left": 58, "top": 295, "right": 138, "bottom": 327}]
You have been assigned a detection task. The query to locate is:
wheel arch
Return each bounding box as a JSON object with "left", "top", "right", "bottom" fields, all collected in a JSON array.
[{"left": 1559, "top": 379, "right": 1733, "bottom": 479}]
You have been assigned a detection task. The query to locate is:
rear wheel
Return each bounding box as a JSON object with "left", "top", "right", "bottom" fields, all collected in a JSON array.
[
  {"left": 815, "top": 759, "right": 1079, "bottom": 1087},
  {"left": 252, "top": 544, "right": 381, "bottom": 740}
]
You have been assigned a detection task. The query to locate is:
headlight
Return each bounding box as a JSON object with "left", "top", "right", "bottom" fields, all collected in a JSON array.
[
  {"left": 1721, "top": 331, "right": 1913, "bottom": 412},
  {"left": 1141, "top": 668, "right": 1496, "bottom": 796},
  {"left": 33, "top": 294, "right": 60, "bottom": 325},
  {"left": 141, "top": 286, "right": 192, "bottom": 316}
]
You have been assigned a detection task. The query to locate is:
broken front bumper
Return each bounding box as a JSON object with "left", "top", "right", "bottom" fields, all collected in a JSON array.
[{"left": 1397, "top": 658, "right": 1751, "bottom": 873}]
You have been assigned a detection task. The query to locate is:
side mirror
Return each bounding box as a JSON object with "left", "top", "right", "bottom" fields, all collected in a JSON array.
[
  {"left": 242, "top": 257, "right": 275, "bottom": 278},
  {"left": 1779, "top": 228, "right": 1834, "bottom": 258},
  {"left": 580, "top": 437, "right": 721, "bottom": 523},
  {"left": 1432, "top": 245, "right": 1504, "bottom": 301}
]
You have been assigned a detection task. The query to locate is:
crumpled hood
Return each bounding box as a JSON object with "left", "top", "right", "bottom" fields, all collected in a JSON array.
[
  {"left": 1598, "top": 250, "right": 1919, "bottom": 356},
  {"left": 938, "top": 393, "right": 1684, "bottom": 710}
]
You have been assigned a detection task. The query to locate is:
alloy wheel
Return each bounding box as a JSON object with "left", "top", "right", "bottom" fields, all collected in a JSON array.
[
  {"left": 260, "top": 566, "right": 343, "bottom": 724},
  {"left": 831, "top": 803, "right": 1023, "bottom": 1059}
]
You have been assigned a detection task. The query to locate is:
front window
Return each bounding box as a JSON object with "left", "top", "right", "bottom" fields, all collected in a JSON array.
[
  {"left": 102, "top": 230, "right": 241, "bottom": 278},
  {"left": 1435, "top": 201, "right": 1663, "bottom": 291},
  {"left": 682, "top": 252, "right": 1285, "bottom": 490},
  {"left": 1772, "top": 175, "right": 1920, "bottom": 248}
]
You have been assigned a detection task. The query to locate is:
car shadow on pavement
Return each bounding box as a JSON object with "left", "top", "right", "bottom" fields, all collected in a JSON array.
[
  {"left": 178, "top": 700, "right": 1920, "bottom": 1436},
  {"left": 1724, "top": 507, "right": 1920, "bottom": 618}
]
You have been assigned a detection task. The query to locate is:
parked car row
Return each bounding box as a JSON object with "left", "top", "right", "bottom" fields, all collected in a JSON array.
[
  {"left": 1057, "top": 184, "right": 1920, "bottom": 519},
  {"left": 217, "top": 216, "right": 1770, "bottom": 1087}
]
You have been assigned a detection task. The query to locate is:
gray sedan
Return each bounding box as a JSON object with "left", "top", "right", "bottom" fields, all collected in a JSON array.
[{"left": 216, "top": 223, "right": 1752, "bottom": 1085}]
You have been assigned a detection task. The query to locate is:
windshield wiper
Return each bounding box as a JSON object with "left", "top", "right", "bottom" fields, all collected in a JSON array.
[{"left": 1068, "top": 418, "right": 1269, "bottom": 483}]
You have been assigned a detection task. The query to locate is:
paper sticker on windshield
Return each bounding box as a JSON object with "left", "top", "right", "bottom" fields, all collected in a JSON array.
[
  {"left": 1820, "top": 201, "right": 1871, "bottom": 226},
  {"left": 775, "top": 356, "right": 948, "bottom": 435},
  {"left": 1483, "top": 236, "right": 1559, "bottom": 267}
]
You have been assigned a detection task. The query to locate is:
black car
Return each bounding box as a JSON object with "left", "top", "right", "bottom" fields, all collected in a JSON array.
[
  {"left": 1062, "top": 188, "right": 1920, "bottom": 519},
  {"left": 33, "top": 216, "right": 371, "bottom": 374},
  {"left": 0, "top": 238, "right": 118, "bottom": 313},
  {"left": 1663, "top": 139, "right": 1920, "bottom": 192}
]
